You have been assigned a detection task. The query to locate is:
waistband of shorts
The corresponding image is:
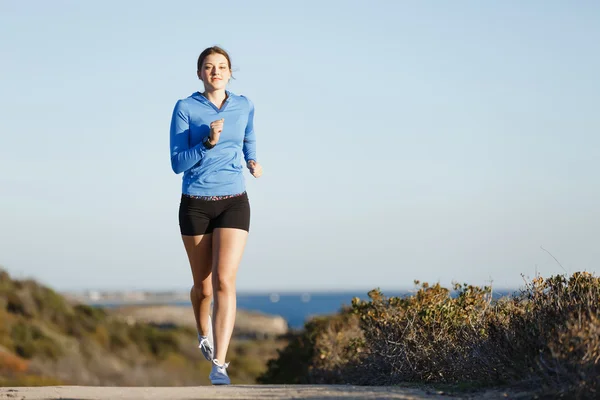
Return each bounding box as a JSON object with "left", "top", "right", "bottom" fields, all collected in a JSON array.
[{"left": 182, "top": 191, "right": 247, "bottom": 201}]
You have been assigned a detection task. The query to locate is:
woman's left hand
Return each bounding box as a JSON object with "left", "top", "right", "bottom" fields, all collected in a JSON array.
[{"left": 247, "top": 160, "right": 263, "bottom": 178}]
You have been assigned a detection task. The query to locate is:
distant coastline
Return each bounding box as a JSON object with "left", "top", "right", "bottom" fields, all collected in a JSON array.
[
  {"left": 63, "top": 290, "right": 410, "bottom": 329},
  {"left": 64, "top": 289, "right": 517, "bottom": 329},
  {"left": 63, "top": 287, "right": 516, "bottom": 306}
]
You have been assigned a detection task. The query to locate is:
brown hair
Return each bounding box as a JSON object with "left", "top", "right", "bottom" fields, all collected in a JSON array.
[{"left": 197, "top": 46, "right": 233, "bottom": 76}]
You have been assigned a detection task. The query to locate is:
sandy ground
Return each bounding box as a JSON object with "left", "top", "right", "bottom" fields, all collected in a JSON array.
[{"left": 0, "top": 385, "right": 480, "bottom": 400}]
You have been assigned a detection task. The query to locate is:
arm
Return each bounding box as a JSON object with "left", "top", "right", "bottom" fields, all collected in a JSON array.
[
  {"left": 242, "top": 96, "right": 257, "bottom": 163},
  {"left": 169, "top": 100, "right": 208, "bottom": 174}
]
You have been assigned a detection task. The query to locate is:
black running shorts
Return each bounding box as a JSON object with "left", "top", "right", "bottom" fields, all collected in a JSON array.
[{"left": 178, "top": 192, "right": 251, "bottom": 236}]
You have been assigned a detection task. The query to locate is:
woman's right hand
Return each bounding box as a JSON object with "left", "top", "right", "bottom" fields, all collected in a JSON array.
[{"left": 209, "top": 118, "right": 224, "bottom": 145}]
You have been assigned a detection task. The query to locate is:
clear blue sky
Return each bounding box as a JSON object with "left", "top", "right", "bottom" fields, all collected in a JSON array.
[{"left": 1, "top": 0, "right": 599, "bottom": 293}]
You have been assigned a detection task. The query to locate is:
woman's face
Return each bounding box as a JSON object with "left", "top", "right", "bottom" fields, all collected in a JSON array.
[{"left": 198, "top": 53, "right": 231, "bottom": 91}]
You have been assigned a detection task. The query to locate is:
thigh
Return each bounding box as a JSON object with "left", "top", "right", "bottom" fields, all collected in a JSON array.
[
  {"left": 179, "top": 195, "right": 217, "bottom": 286},
  {"left": 182, "top": 234, "right": 213, "bottom": 288},
  {"left": 211, "top": 228, "right": 248, "bottom": 282}
]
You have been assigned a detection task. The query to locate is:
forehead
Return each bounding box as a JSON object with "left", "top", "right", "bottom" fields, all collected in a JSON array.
[{"left": 203, "top": 53, "right": 229, "bottom": 65}]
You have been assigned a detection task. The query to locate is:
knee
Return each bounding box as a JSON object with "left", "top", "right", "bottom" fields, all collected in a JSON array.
[
  {"left": 213, "top": 274, "right": 236, "bottom": 293},
  {"left": 191, "top": 284, "right": 212, "bottom": 300}
]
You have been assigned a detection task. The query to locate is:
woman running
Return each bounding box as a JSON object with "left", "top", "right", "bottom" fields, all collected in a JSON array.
[{"left": 169, "top": 45, "right": 263, "bottom": 385}]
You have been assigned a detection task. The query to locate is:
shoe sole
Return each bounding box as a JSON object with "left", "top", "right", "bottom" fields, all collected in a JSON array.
[{"left": 209, "top": 372, "right": 230, "bottom": 385}]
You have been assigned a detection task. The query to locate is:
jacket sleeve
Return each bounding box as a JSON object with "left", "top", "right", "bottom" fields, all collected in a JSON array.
[
  {"left": 169, "top": 100, "right": 207, "bottom": 174},
  {"left": 242, "top": 96, "right": 257, "bottom": 163}
]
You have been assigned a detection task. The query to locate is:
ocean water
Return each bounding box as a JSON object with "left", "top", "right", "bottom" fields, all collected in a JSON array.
[
  {"left": 97, "top": 291, "right": 405, "bottom": 329},
  {"left": 160, "top": 292, "right": 392, "bottom": 330},
  {"left": 166, "top": 290, "right": 413, "bottom": 329},
  {"left": 231, "top": 291, "right": 407, "bottom": 329}
]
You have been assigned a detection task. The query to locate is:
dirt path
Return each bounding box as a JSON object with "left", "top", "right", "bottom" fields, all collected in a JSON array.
[{"left": 0, "top": 384, "right": 476, "bottom": 400}]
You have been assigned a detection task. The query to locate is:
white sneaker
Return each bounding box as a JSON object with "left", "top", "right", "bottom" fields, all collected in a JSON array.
[
  {"left": 209, "top": 359, "right": 231, "bottom": 385},
  {"left": 198, "top": 315, "right": 213, "bottom": 361}
]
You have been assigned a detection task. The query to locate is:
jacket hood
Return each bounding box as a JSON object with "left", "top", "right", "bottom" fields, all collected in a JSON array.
[{"left": 190, "top": 90, "right": 233, "bottom": 104}]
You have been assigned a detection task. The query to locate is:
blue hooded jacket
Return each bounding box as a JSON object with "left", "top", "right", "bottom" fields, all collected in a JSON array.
[{"left": 170, "top": 90, "right": 257, "bottom": 196}]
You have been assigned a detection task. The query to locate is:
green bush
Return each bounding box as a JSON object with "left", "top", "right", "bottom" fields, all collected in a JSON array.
[
  {"left": 62, "top": 304, "right": 108, "bottom": 338},
  {"left": 31, "top": 284, "right": 71, "bottom": 321},
  {"left": 108, "top": 322, "right": 132, "bottom": 350},
  {"left": 0, "top": 268, "right": 284, "bottom": 386},
  {"left": 10, "top": 322, "right": 61, "bottom": 360},
  {"left": 0, "top": 374, "right": 64, "bottom": 387},
  {"left": 257, "top": 321, "right": 322, "bottom": 384},
  {"left": 127, "top": 324, "right": 179, "bottom": 360}
]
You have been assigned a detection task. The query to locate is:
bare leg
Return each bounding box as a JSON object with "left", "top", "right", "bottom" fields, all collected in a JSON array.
[
  {"left": 211, "top": 227, "right": 248, "bottom": 364},
  {"left": 182, "top": 234, "right": 213, "bottom": 336}
]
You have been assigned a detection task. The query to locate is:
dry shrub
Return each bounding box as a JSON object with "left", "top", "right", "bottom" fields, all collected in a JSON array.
[
  {"left": 308, "top": 306, "right": 364, "bottom": 383},
  {"left": 260, "top": 271, "right": 600, "bottom": 398},
  {"left": 257, "top": 308, "right": 363, "bottom": 384},
  {"left": 350, "top": 281, "right": 495, "bottom": 385},
  {"left": 484, "top": 272, "right": 600, "bottom": 397},
  {"left": 0, "top": 351, "right": 28, "bottom": 374}
]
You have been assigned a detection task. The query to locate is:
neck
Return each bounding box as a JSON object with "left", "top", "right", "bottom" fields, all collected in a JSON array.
[{"left": 202, "top": 89, "right": 228, "bottom": 108}]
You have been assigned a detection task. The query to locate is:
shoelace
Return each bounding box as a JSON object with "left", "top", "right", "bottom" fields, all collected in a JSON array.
[
  {"left": 200, "top": 338, "right": 212, "bottom": 350},
  {"left": 213, "top": 359, "right": 229, "bottom": 370}
]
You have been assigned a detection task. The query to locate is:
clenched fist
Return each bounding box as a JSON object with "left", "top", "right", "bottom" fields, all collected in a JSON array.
[
  {"left": 247, "top": 160, "right": 263, "bottom": 178},
  {"left": 208, "top": 118, "right": 224, "bottom": 145}
]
